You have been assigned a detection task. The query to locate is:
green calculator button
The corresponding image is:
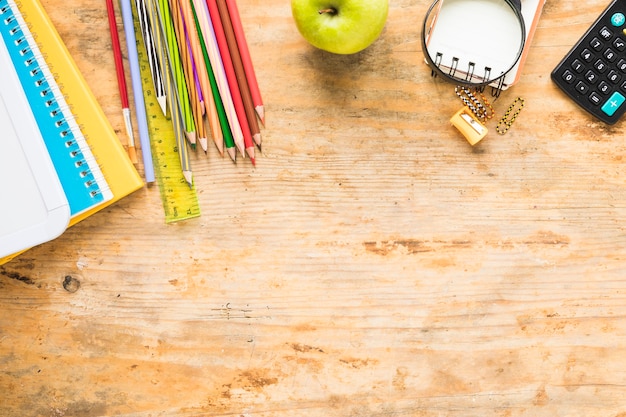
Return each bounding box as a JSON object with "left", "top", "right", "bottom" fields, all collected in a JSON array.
[
  {"left": 601, "top": 91, "right": 625, "bottom": 116},
  {"left": 612, "top": 12, "right": 625, "bottom": 26}
]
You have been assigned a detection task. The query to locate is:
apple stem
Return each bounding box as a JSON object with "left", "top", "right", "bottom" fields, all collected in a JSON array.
[{"left": 318, "top": 7, "right": 337, "bottom": 15}]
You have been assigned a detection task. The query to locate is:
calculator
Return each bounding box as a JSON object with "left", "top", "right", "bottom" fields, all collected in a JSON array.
[{"left": 551, "top": 0, "right": 626, "bottom": 124}]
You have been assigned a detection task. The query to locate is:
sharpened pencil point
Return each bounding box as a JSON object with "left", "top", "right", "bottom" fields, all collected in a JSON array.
[
  {"left": 246, "top": 147, "right": 255, "bottom": 166},
  {"left": 226, "top": 147, "right": 237, "bottom": 163},
  {"left": 255, "top": 105, "right": 264, "bottom": 126},
  {"left": 185, "top": 130, "right": 197, "bottom": 145},
  {"left": 157, "top": 95, "right": 167, "bottom": 116},
  {"left": 199, "top": 137, "right": 208, "bottom": 153},
  {"left": 183, "top": 170, "right": 193, "bottom": 187},
  {"left": 252, "top": 132, "right": 261, "bottom": 149}
]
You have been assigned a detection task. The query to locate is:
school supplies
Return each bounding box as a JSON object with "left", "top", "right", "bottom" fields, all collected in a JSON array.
[
  {"left": 423, "top": 0, "right": 546, "bottom": 95},
  {"left": 551, "top": 0, "right": 626, "bottom": 124},
  {"left": 139, "top": 0, "right": 201, "bottom": 222},
  {"left": 0, "top": 20, "right": 70, "bottom": 258},
  {"left": 0, "top": 0, "right": 144, "bottom": 265},
  {"left": 121, "top": 0, "right": 156, "bottom": 182},
  {"left": 107, "top": 0, "right": 138, "bottom": 163}
]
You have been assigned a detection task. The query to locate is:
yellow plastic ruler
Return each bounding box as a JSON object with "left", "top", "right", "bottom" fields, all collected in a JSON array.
[{"left": 132, "top": 5, "right": 200, "bottom": 223}]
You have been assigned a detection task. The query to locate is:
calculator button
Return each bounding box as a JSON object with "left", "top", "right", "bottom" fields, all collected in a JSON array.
[
  {"left": 575, "top": 81, "right": 590, "bottom": 94},
  {"left": 601, "top": 91, "right": 625, "bottom": 116},
  {"left": 614, "top": 37, "right": 626, "bottom": 50},
  {"left": 599, "top": 81, "right": 611, "bottom": 94},
  {"left": 608, "top": 70, "right": 621, "bottom": 83},
  {"left": 589, "top": 92, "right": 603, "bottom": 106},
  {"left": 572, "top": 59, "right": 585, "bottom": 73},
  {"left": 585, "top": 70, "right": 599, "bottom": 84},
  {"left": 562, "top": 69, "right": 576, "bottom": 84},
  {"left": 600, "top": 26, "right": 614, "bottom": 40},
  {"left": 604, "top": 48, "right": 617, "bottom": 62},
  {"left": 618, "top": 59, "right": 626, "bottom": 72},
  {"left": 581, "top": 48, "right": 594, "bottom": 62},
  {"left": 595, "top": 59, "right": 608, "bottom": 73},
  {"left": 611, "top": 12, "right": 626, "bottom": 27},
  {"left": 591, "top": 37, "right": 604, "bottom": 50}
]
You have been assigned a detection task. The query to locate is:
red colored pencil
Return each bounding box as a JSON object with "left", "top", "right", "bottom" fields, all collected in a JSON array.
[
  {"left": 106, "top": 0, "right": 138, "bottom": 163},
  {"left": 205, "top": 0, "right": 255, "bottom": 164},
  {"left": 215, "top": 0, "right": 261, "bottom": 150},
  {"left": 224, "top": 0, "right": 264, "bottom": 125}
]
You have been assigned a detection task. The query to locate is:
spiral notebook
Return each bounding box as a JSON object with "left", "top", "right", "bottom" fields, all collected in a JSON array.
[
  {"left": 0, "top": 0, "right": 144, "bottom": 264},
  {"left": 425, "top": 0, "right": 546, "bottom": 92},
  {"left": 0, "top": 33, "right": 70, "bottom": 258}
]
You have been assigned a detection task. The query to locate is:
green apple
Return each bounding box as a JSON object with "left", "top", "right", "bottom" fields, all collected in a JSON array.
[{"left": 291, "top": 0, "right": 389, "bottom": 55}]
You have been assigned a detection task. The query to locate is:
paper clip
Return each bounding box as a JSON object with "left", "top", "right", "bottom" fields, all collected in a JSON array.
[{"left": 450, "top": 106, "right": 488, "bottom": 146}]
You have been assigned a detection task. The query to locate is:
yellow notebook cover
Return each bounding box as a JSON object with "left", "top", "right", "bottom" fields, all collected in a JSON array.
[{"left": 0, "top": 0, "right": 144, "bottom": 265}]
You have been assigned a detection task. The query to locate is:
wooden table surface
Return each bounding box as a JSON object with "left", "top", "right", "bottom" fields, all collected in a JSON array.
[{"left": 3, "top": 0, "right": 626, "bottom": 415}]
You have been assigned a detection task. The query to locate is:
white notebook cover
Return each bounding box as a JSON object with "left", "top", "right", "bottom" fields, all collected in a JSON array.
[{"left": 0, "top": 35, "right": 70, "bottom": 258}]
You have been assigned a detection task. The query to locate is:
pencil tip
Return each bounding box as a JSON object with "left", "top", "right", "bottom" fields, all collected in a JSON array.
[
  {"left": 157, "top": 96, "right": 167, "bottom": 117},
  {"left": 226, "top": 147, "right": 237, "bottom": 163},
  {"left": 253, "top": 133, "right": 262, "bottom": 149},
  {"left": 199, "top": 138, "right": 208, "bottom": 153},
  {"left": 246, "top": 147, "right": 255, "bottom": 165},
  {"left": 255, "top": 105, "right": 265, "bottom": 126},
  {"left": 183, "top": 171, "right": 193, "bottom": 187},
  {"left": 185, "top": 131, "right": 197, "bottom": 145}
]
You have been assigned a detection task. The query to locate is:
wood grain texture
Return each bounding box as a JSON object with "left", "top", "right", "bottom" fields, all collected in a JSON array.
[{"left": 3, "top": 0, "right": 626, "bottom": 415}]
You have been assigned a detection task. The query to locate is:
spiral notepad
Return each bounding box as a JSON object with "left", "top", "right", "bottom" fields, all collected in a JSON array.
[
  {"left": 424, "top": 0, "right": 545, "bottom": 93},
  {"left": 0, "top": 0, "right": 113, "bottom": 216}
]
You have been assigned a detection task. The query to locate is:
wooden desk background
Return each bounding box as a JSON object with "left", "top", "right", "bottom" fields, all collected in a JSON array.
[{"left": 2, "top": 0, "right": 626, "bottom": 415}]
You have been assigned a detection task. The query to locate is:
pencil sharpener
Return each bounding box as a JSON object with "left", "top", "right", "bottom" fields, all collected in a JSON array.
[{"left": 450, "top": 106, "right": 488, "bottom": 146}]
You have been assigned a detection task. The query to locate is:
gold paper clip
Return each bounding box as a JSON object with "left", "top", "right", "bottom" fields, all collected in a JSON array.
[{"left": 450, "top": 106, "right": 488, "bottom": 146}]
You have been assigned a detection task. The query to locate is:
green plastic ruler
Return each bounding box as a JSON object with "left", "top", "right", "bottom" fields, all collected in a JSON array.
[{"left": 133, "top": 4, "right": 200, "bottom": 223}]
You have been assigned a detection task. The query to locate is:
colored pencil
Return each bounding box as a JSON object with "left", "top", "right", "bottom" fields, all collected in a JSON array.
[
  {"left": 192, "top": 0, "right": 244, "bottom": 158},
  {"left": 178, "top": 0, "right": 218, "bottom": 153},
  {"left": 156, "top": 0, "right": 197, "bottom": 147},
  {"left": 170, "top": 0, "right": 207, "bottom": 151},
  {"left": 105, "top": 0, "right": 138, "bottom": 163},
  {"left": 119, "top": 0, "right": 155, "bottom": 182},
  {"left": 215, "top": 0, "right": 261, "bottom": 150},
  {"left": 224, "top": 0, "right": 264, "bottom": 125},
  {"left": 190, "top": 1, "right": 230, "bottom": 158},
  {"left": 134, "top": 0, "right": 167, "bottom": 116},
  {"left": 191, "top": 0, "right": 233, "bottom": 160},
  {"left": 147, "top": 0, "right": 192, "bottom": 185},
  {"left": 181, "top": 0, "right": 224, "bottom": 156},
  {"left": 206, "top": 0, "right": 255, "bottom": 164}
]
